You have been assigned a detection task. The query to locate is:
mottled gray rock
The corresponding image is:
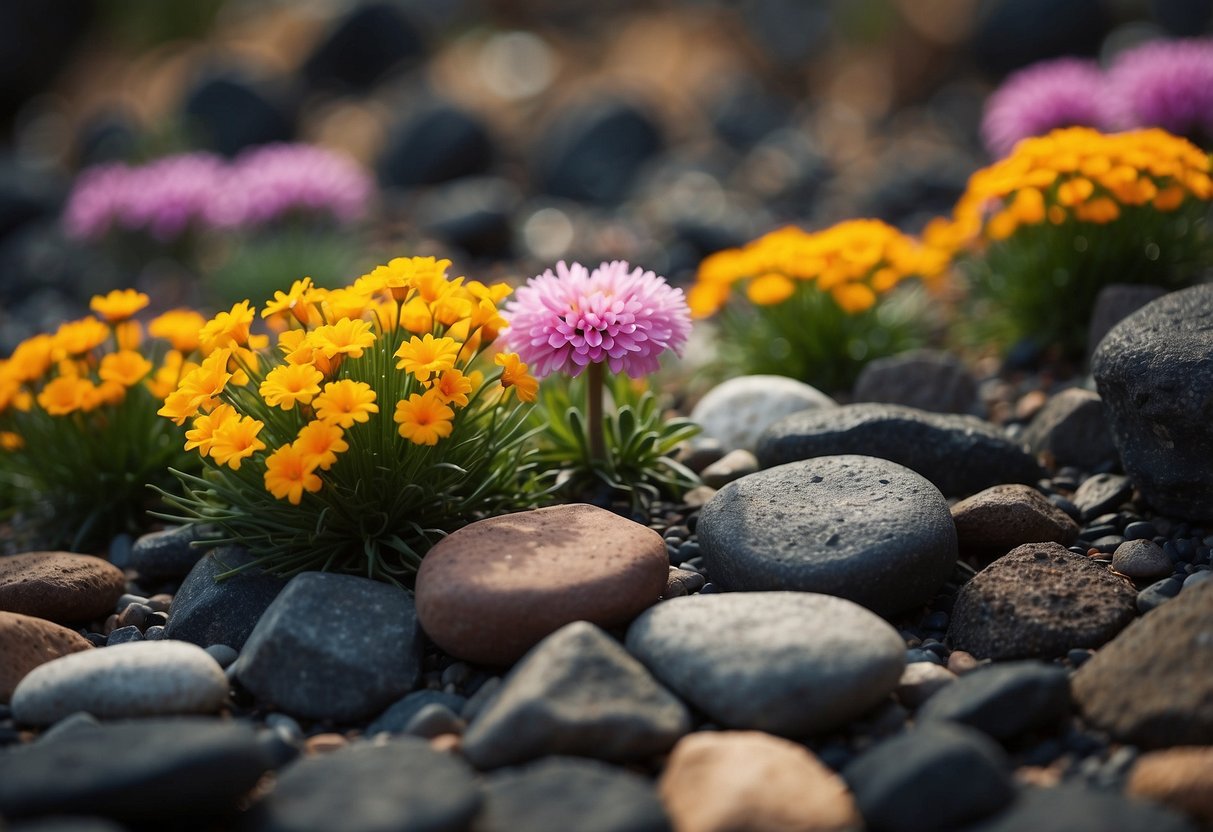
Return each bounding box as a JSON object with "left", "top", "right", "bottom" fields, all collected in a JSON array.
[
  {"left": 477, "top": 757, "right": 670, "bottom": 832},
  {"left": 128, "top": 524, "right": 214, "bottom": 581},
  {"left": 247, "top": 738, "right": 481, "bottom": 832},
  {"left": 698, "top": 456, "right": 957, "bottom": 616},
  {"left": 1112, "top": 539, "right": 1172, "bottom": 579},
  {"left": 1073, "top": 578, "right": 1213, "bottom": 748},
  {"left": 757, "top": 403, "right": 1043, "bottom": 497},
  {"left": 0, "top": 718, "right": 272, "bottom": 821},
  {"left": 963, "top": 784, "right": 1196, "bottom": 832},
  {"left": 1020, "top": 388, "right": 1117, "bottom": 470},
  {"left": 462, "top": 621, "right": 690, "bottom": 770},
  {"left": 843, "top": 723, "right": 1015, "bottom": 832},
  {"left": 11, "top": 641, "right": 228, "bottom": 726},
  {"left": 165, "top": 546, "right": 287, "bottom": 650},
  {"left": 699, "top": 449, "right": 759, "bottom": 488},
  {"left": 916, "top": 661, "right": 1071, "bottom": 741},
  {"left": 1072, "top": 473, "right": 1133, "bottom": 521},
  {"left": 1093, "top": 284, "right": 1213, "bottom": 521},
  {"left": 232, "top": 572, "right": 422, "bottom": 722},
  {"left": 690, "top": 375, "right": 836, "bottom": 453},
  {"left": 852, "top": 349, "right": 979, "bottom": 415},
  {"left": 367, "top": 690, "right": 467, "bottom": 737},
  {"left": 950, "top": 484, "right": 1079, "bottom": 558},
  {"left": 948, "top": 543, "right": 1137, "bottom": 660},
  {"left": 626, "top": 592, "right": 905, "bottom": 737}
]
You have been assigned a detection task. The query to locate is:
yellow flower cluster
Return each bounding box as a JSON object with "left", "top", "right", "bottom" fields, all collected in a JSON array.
[
  {"left": 926, "top": 127, "right": 1213, "bottom": 252},
  {"left": 0, "top": 289, "right": 205, "bottom": 442},
  {"left": 158, "top": 257, "right": 539, "bottom": 505},
  {"left": 688, "top": 220, "right": 947, "bottom": 319}
]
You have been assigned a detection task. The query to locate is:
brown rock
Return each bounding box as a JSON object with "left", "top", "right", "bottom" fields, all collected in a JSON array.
[
  {"left": 948, "top": 543, "right": 1137, "bottom": 660},
  {"left": 950, "top": 484, "right": 1080, "bottom": 558},
  {"left": 304, "top": 733, "right": 349, "bottom": 755},
  {"left": 1072, "top": 578, "right": 1213, "bottom": 748},
  {"left": 0, "top": 611, "right": 93, "bottom": 702},
  {"left": 0, "top": 552, "right": 126, "bottom": 623},
  {"left": 947, "top": 650, "right": 984, "bottom": 675},
  {"left": 415, "top": 504, "right": 669, "bottom": 665},
  {"left": 660, "top": 731, "right": 860, "bottom": 832},
  {"left": 895, "top": 662, "right": 957, "bottom": 709},
  {"left": 1111, "top": 539, "right": 1172, "bottom": 579},
  {"left": 1127, "top": 747, "right": 1213, "bottom": 825}
]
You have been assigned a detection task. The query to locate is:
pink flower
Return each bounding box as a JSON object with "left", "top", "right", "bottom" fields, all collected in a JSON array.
[
  {"left": 982, "top": 58, "right": 1111, "bottom": 158},
  {"left": 1106, "top": 38, "right": 1213, "bottom": 142},
  {"left": 501, "top": 260, "right": 692, "bottom": 379}
]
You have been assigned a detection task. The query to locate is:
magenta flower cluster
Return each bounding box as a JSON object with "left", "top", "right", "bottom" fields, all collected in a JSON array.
[
  {"left": 501, "top": 260, "right": 692, "bottom": 379},
  {"left": 981, "top": 38, "right": 1213, "bottom": 158},
  {"left": 64, "top": 144, "right": 373, "bottom": 243}
]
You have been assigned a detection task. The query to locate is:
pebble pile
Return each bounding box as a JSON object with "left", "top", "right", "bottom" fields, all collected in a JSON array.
[{"left": 2, "top": 287, "right": 1213, "bottom": 830}]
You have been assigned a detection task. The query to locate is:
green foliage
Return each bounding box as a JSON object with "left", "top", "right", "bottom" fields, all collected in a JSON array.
[{"left": 529, "top": 371, "right": 701, "bottom": 511}]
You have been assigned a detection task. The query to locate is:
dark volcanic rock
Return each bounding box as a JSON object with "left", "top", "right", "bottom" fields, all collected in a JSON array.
[
  {"left": 476, "top": 757, "right": 670, "bottom": 832},
  {"left": 1020, "top": 388, "right": 1117, "bottom": 470},
  {"left": 165, "top": 546, "right": 287, "bottom": 650},
  {"left": 0, "top": 718, "right": 272, "bottom": 821},
  {"left": 181, "top": 71, "right": 294, "bottom": 157},
  {"left": 843, "top": 723, "right": 1015, "bottom": 832},
  {"left": 1072, "top": 578, "right": 1213, "bottom": 748},
  {"left": 379, "top": 103, "right": 494, "bottom": 188},
  {"left": 698, "top": 456, "right": 957, "bottom": 616},
  {"left": 129, "top": 524, "right": 213, "bottom": 581},
  {"left": 852, "top": 349, "right": 979, "bottom": 415},
  {"left": 1093, "top": 284, "right": 1213, "bottom": 522},
  {"left": 962, "top": 784, "right": 1196, "bottom": 832},
  {"left": 301, "top": 2, "right": 426, "bottom": 93},
  {"left": 1086, "top": 283, "right": 1167, "bottom": 361},
  {"left": 757, "top": 403, "right": 1043, "bottom": 497},
  {"left": 948, "top": 543, "right": 1137, "bottom": 660},
  {"left": 247, "top": 738, "right": 481, "bottom": 832},
  {"left": 916, "top": 661, "right": 1071, "bottom": 741}
]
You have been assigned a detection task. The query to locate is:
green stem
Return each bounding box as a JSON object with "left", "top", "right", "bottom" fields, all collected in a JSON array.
[{"left": 587, "top": 361, "right": 605, "bottom": 464}]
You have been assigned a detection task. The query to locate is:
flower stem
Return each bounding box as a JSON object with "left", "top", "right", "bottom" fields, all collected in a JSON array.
[{"left": 587, "top": 361, "right": 605, "bottom": 463}]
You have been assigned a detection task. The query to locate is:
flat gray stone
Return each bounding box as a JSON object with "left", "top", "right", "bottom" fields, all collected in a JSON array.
[
  {"left": 246, "top": 738, "right": 481, "bottom": 832},
  {"left": 690, "top": 375, "right": 836, "bottom": 453},
  {"left": 626, "top": 592, "right": 905, "bottom": 737},
  {"left": 1020, "top": 388, "right": 1117, "bottom": 471},
  {"left": 852, "top": 349, "right": 979, "bottom": 415},
  {"left": 0, "top": 718, "right": 272, "bottom": 821},
  {"left": 461, "top": 621, "right": 691, "bottom": 770},
  {"left": 1072, "top": 473, "right": 1133, "bottom": 521},
  {"left": 232, "top": 572, "right": 421, "bottom": 722},
  {"left": 129, "top": 524, "right": 214, "bottom": 581},
  {"left": 757, "top": 403, "right": 1043, "bottom": 497},
  {"left": 1093, "top": 284, "right": 1213, "bottom": 521},
  {"left": 11, "top": 641, "right": 228, "bottom": 726},
  {"left": 165, "top": 546, "right": 287, "bottom": 650},
  {"left": 697, "top": 455, "right": 957, "bottom": 616},
  {"left": 366, "top": 690, "right": 468, "bottom": 737},
  {"left": 916, "top": 661, "right": 1071, "bottom": 741}
]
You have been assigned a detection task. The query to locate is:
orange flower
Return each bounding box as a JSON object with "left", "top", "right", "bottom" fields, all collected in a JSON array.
[
  {"left": 89, "top": 289, "right": 149, "bottom": 323},
  {"left": 264, "top": 444, "right": 323, "bottom": 505},
  {"left": 393, "top": 389, "right": 454, "bottom": 445},
  {"left": 495, "top": 352, "right": 538, "bottom": 402}
]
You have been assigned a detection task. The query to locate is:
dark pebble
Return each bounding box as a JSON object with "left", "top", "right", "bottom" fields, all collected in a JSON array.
[
  {"left": 922, "top": 611, "right": 949, "bottom": 631},
  {"left": 1090, "top": 535, "right": 1124, "bottom": 553},
  {"left": 1067, "top": 648, "right": 1093, "bottom": 667},
  {"left": 205, "top": 644, "right": 238, "bottom": 669},
  {"left": 906, "top": 648, "right": 943, "bottom": 665},
  {"left": 1081, "top": 524, "right": 1118, "bottom": 540},
  {"left": 1137, "top": 577, "right": 1184, "bottom": 613},
  {"left": 117, "top": 603, "right": 153, "bottom": 631},
  {"left": 1174, "top": 538, "right": 1196, "bottom": 561},
  {"left": 1123, "top": 522, "right": 1156, "bottom": 540},
  {"left": 676, "top": 541, "right": 700, "bottom": 562},
  {"left": 698, "top": 582, "right": 720, "bottom": 594},
  {"left": 144, "top": 626, "right": 165, "bottom": 641},
  {"left": 106, "top": 625, "right": 143, "bottom": 645},
  {"left": 85, "top": 632, "right": 108, "bottom": 647}
]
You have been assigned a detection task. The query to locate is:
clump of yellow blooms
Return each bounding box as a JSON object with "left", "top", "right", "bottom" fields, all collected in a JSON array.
[
  {"left": 0, "top": 290, "right": 206, "bottom": 548},
  {"left": 926, "top": 127, "right": 1213, "bottom": 254},
  {"left": 688, "top": 219, "right": 948, "bottom": 320},
  {"left": 158, "top": 256, "right": 537, "bottom": 508}
]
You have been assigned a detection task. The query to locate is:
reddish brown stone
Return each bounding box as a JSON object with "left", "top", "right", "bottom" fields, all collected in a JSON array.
[
  {"left": 0, "top": 552, "right": 126, "bottom": 623},
  {"left": 415, "top": 504, "right": 668, "bottom": 666},
  {"left": 1127, "top": 747, "right": 1213, "bottom": 825},
  {"left": 0, "top": 611, "right": 93, "bottom": 702},
  {"left": 950, "top": 484, "right": 1079, "bottom": 558}
]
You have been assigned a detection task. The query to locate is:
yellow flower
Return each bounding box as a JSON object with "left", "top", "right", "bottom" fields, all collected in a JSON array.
[
  {"left": 158, "top": 350, "right": 233, "bottom": 424},
  {"left": 146, "top": 351, "right": 192, "bottom": 400},
  {"left": 746, "top": 274, "right": 796, "bottom": 306},
  {"left": 394, "top": 390, "right": 454, "bottom": 445},
  {"left": 262, "top": 277, "right": 319, "bottom": 326},
  {"left": 1074, "top": 196, "right": 1120, "bottom": 223},
  {"left": 53, "top": 317, "right": 110, "bottom": 357},
  {"left": 149, "top": 309, "right": 207, "bottom": 353},
  {"left": 320, "top": 287, "right": 371, "bottom": 322},
  {"left": 209, "top": 415, "right": 266, "bottom": 470},
  {"left": 199, "top": 301, "right": 255, "bottom": 355},
  {"left": 259, "top": 363, "right": 324, "bottom": 410},
  {"left": 6, "top": 335, "right": 55, "bottom": 382},
  {"left": 430, "top": 369, "right": 472, "bottom": 408},
  {"left": 309, "top": 318, "right": 376, "bottom": 360},
  {"left": 0, "top": 431, "right": 22, "bottom": 451},
  {"left": 397, "top": 297, "right": 433, "bottom": 334},
  {"left": 37, "top": 376, "right": 93, "bottom": 415},
  {"left": 687, "top": 282, "right": 731, "bottom": 319},
  {"left": 184, "top": 404, "right": 237, "bottom": 455},
  {"left": 831, "top": 282, "right": 877, "bottom": 314},
  {"left": 295, "top": 421, "right": 348, "bottom": 470},
  {"left": 1154, "top": 185, "right": 1186, "bottom": 211},
  {"left": 495, "top": 352, "right": 538, "bottom": 402},
  {"left": 114, "top": 320, "right": 143, "bottom": 352},
  {"left": 158, "top": 389, "right": 203, "bottom": 426},
  {"left": 1009, "top": 187, "right": 1045, "bottom": 225},
  {"left": 394, "top": 334, "right": 458, "bottom": 382},
  {"left": 264, "top": 444, "right": 323, "bottom": 505},
  {"left": 99, "top": 350, "right": 153, "bottom": 387},
  {"left": 89, "top": 289, "right": 149, "bottom": 323},
  {"left": 313, "top": 380, "right": 379, "bottom": 428}
]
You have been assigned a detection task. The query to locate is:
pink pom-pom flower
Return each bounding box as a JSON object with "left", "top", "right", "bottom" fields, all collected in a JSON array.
[
  {"left": 500, "top": 260, "right": 692, "bottom": 379},
  {"left": 981, "top": 57, "right": 1111, "bottom": 159}
]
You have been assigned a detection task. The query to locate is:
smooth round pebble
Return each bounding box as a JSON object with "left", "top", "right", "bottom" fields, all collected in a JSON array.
[{"left": 0, "top": 552, "right": 126, "bottom": 623}]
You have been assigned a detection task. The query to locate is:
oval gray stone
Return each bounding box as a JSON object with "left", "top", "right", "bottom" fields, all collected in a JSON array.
[
  {"left": 11, "top": 641, "right": 228, "bottom": 726},
  {"left": 756, "top": 403, "right": 1044, "bottom": 497},
  {"left": 697, "top": 455, "right": 957, "bottom": 616},
  {"left": 690, "top": 375, "right": 836, "bottom": 453},
  {"left": 625, "top": 592, "right": 906, "bottom": 737},
  {"left": 1093, "top": 284, "right": 1213, "bottom": 522}
]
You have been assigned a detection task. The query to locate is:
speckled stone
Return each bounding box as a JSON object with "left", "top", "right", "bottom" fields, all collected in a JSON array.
[
  {"left": 1112, "top": 539, "right": 1173, "bottom": 579},
  {"left": 415, "top": 504, "right": 669, "bottom": 666},
  {"left": 948, "top": 543, "right": 1137, "bottom": 660},
  {"left": 0, "top": 552, "right": 125, "bottom": 623},
  {"left": 1072, "top": 578, "right": 1213, "bottom": 748},
  {"left": 950, "top": 484, "right": 1079, "bottom": 558},
  {"left": 0, "top": 611, "right": 93, "bottom": 703},
  {"left": 10, "top": 641, "right": 228, "bottom": 725},
  {"left": 659, "top": 731, "right": 860, "bottom": 832}
]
